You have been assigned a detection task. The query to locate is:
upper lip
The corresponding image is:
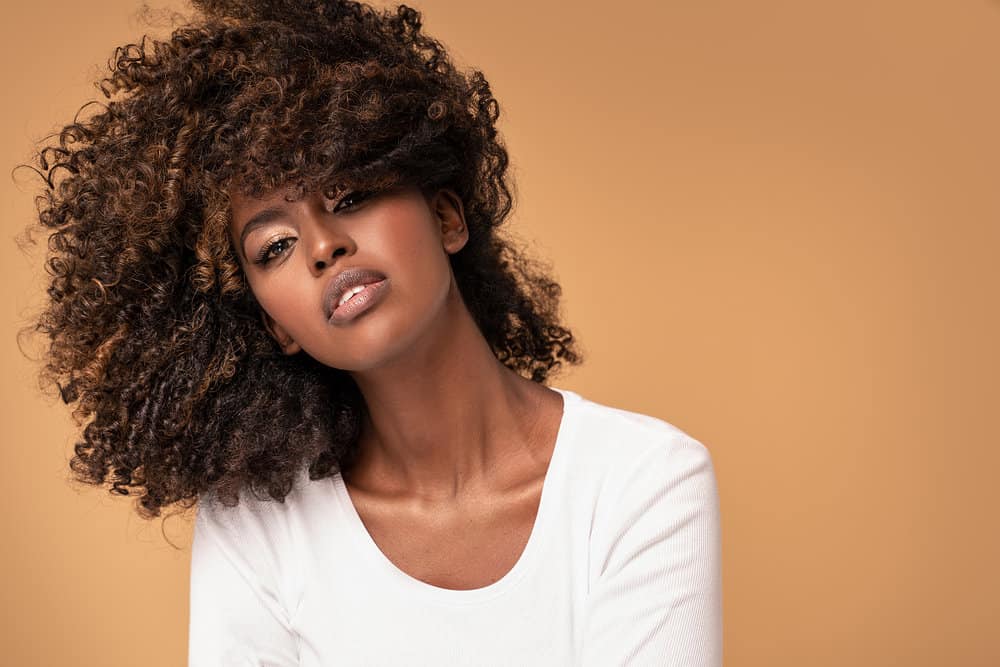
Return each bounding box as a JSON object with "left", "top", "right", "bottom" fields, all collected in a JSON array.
[{"left": 323, "top": 267, "right": 387, "bottom": 319}]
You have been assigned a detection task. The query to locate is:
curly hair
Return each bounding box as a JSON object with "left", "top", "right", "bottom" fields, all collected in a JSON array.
[{"left": 20, "top": 0, "right": 583, "bottom": 519}]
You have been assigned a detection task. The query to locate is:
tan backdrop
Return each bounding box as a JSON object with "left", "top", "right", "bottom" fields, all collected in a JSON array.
[{"left": 3, "top": 1, "right": 998, "bottom": 665}]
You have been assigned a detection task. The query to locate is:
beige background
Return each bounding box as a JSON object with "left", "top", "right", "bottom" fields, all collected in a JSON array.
[{"left": 3, "top": 1, "right": 998, "bottom": 665}]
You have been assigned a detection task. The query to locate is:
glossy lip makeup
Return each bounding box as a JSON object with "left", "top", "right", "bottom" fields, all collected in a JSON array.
[{"left": 328, "top": 278, "right": 390, "bottom": 325}]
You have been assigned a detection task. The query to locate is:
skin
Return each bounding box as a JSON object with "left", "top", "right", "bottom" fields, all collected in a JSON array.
[{"left": 227, "top": 183, "right": 565, "bottom": 544}]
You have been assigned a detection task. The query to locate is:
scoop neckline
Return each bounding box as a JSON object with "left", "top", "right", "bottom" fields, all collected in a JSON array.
[{"left": 329, "top": 385, "right": 582, "bottom": 605}]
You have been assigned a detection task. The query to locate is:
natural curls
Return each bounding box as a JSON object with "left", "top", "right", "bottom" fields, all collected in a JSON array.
[
  {"left": 20, "top": 0, "right": 583, "bottom": 519},
  {"left": 427, "top": 100, "right": 447, "bottom": 120}
]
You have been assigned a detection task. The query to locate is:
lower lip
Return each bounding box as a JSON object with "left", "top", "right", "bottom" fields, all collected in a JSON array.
[{"left": 329, "top": 279, "right": 390, "bottom": 325}]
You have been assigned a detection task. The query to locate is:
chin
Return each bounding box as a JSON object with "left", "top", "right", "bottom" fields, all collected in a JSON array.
[{"left": 315, "top": 324, "right": 416, "bottom": 373}]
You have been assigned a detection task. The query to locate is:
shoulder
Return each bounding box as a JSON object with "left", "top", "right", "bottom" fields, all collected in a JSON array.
[
  {"left": 194, "top": 465, "right": 316, "bottom": 553},
  {"left": 191, "top": 469, "right": 316, "bottom": 615},
  {"left": 559, "top": 388, "right": 719, "bottom": 523},
  {"left": 566, "top": 391, "right": 723, "bottom": 664},
  {"left": 563, "top": 388, "right": 715, "bottom": 473},
  {"left": 561, "top": 391, "right": 720, "bottom": 579}
]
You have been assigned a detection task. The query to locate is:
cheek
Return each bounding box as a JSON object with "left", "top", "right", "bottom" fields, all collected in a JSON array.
[
  {"left": 372, "top": 200, "right": 445, "bottom": 274},
  {"left": 251, "top": 276, "right": 317, "bottom": 333},
  {"left": 384, "top": 228, "right": 452, "bottom": 311}
]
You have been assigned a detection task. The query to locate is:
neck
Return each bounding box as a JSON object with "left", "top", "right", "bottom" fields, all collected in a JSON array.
[{"left": 346, "top": 281, "right": 547, "bottom": 502}]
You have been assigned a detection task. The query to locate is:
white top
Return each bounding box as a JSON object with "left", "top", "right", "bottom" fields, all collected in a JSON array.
[{"left": 188, "top": 387, "right": 722, "bottom": 666}]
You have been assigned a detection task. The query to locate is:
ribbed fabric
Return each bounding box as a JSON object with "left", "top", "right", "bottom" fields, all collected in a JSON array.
[{"left": 189, "top": 387, "right": 722, "bottom": 666}]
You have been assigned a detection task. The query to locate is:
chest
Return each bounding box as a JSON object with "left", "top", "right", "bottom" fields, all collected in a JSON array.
[{"left": 345, "top": 480, "right": 544, "bottom": 591}]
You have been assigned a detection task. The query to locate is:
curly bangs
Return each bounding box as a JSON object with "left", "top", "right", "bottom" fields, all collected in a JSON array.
[{"left": 22, "top": 0, "right": 582, "bottom": 518}]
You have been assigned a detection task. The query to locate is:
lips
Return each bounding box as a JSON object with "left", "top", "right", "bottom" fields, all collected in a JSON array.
[
  {"left": 323, "top": 267, "right": 387, "bottom": 320},
  {"left": 329, "top": 278, "right": 389, "bottom": 324}
]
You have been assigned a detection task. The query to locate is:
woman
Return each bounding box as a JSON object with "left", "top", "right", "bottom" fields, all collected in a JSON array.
[{"left": 25, "top": 0, "right": 722, "bottom": 664}]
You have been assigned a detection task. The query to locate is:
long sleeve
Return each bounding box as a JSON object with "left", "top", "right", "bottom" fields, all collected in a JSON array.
[
  {"left": 579, "top": 434, "right": 723, "bottom": 666},
  {"left": 188, "top": 496, "right": 300, "bottom": 667}
]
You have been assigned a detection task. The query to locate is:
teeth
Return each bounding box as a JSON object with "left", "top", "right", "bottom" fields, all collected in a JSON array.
[{"left": 338, "top": 284, "right": 368, "bottom": 307}]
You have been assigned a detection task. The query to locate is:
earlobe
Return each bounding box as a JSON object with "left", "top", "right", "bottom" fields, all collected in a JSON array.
[{"left": 260, "top": 310, "right": 301, "bottom": 355}]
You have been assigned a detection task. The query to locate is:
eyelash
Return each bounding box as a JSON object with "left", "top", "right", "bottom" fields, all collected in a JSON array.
[{"left": 252, "top": 190, "right": 372, "bottom": 265}]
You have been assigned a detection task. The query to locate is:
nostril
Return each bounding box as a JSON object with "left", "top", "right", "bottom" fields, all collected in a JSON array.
[{"left": 316, "top": 248, "right": 348, "bottom": 270}]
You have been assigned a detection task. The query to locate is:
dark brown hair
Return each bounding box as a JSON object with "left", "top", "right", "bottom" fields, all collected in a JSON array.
[{"left": 20, "top": 0, "right": 582, "bottom": 519}]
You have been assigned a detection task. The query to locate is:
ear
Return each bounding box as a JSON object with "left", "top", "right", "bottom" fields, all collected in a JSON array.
[
  {"left": 260, "top": 309, "right": 302, "bottom": 355},
  {"left": 431, "top": 188, "right": 469, "bottom": 255}
]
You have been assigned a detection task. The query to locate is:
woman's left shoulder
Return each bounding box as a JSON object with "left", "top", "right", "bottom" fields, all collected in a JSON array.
[{"left": 561, "top": 388, "right": 714, "bottom": 467}]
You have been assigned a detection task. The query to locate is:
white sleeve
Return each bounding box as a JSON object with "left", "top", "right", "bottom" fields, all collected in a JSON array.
[
  {"left": 188, "top": 496, "right": 300, "bottom": 667},
  {"left": 579, "top": 434, "right": 723, "bottom": 666}
]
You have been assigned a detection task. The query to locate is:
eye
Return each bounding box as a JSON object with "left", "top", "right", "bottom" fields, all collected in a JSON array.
[
  {"left": 332, "top": 190, "right": 373, "bottom": 213},
  {"left": 253, "top": 236, "right": 296, "bottom": 265}
]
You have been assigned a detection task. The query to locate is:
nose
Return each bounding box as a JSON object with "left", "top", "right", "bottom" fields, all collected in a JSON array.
[{"left": 308, "top": 199, "right": 355, "bottom": 273}]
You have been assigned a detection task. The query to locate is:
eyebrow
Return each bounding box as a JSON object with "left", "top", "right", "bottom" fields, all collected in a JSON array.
[{"left": 238, "top": 206, "right": 290, "bottom": 261}]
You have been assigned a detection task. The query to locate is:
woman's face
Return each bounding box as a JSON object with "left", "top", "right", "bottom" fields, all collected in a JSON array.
[{"left": 227, "top": 183, "right": 469, "bottom": 371}]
